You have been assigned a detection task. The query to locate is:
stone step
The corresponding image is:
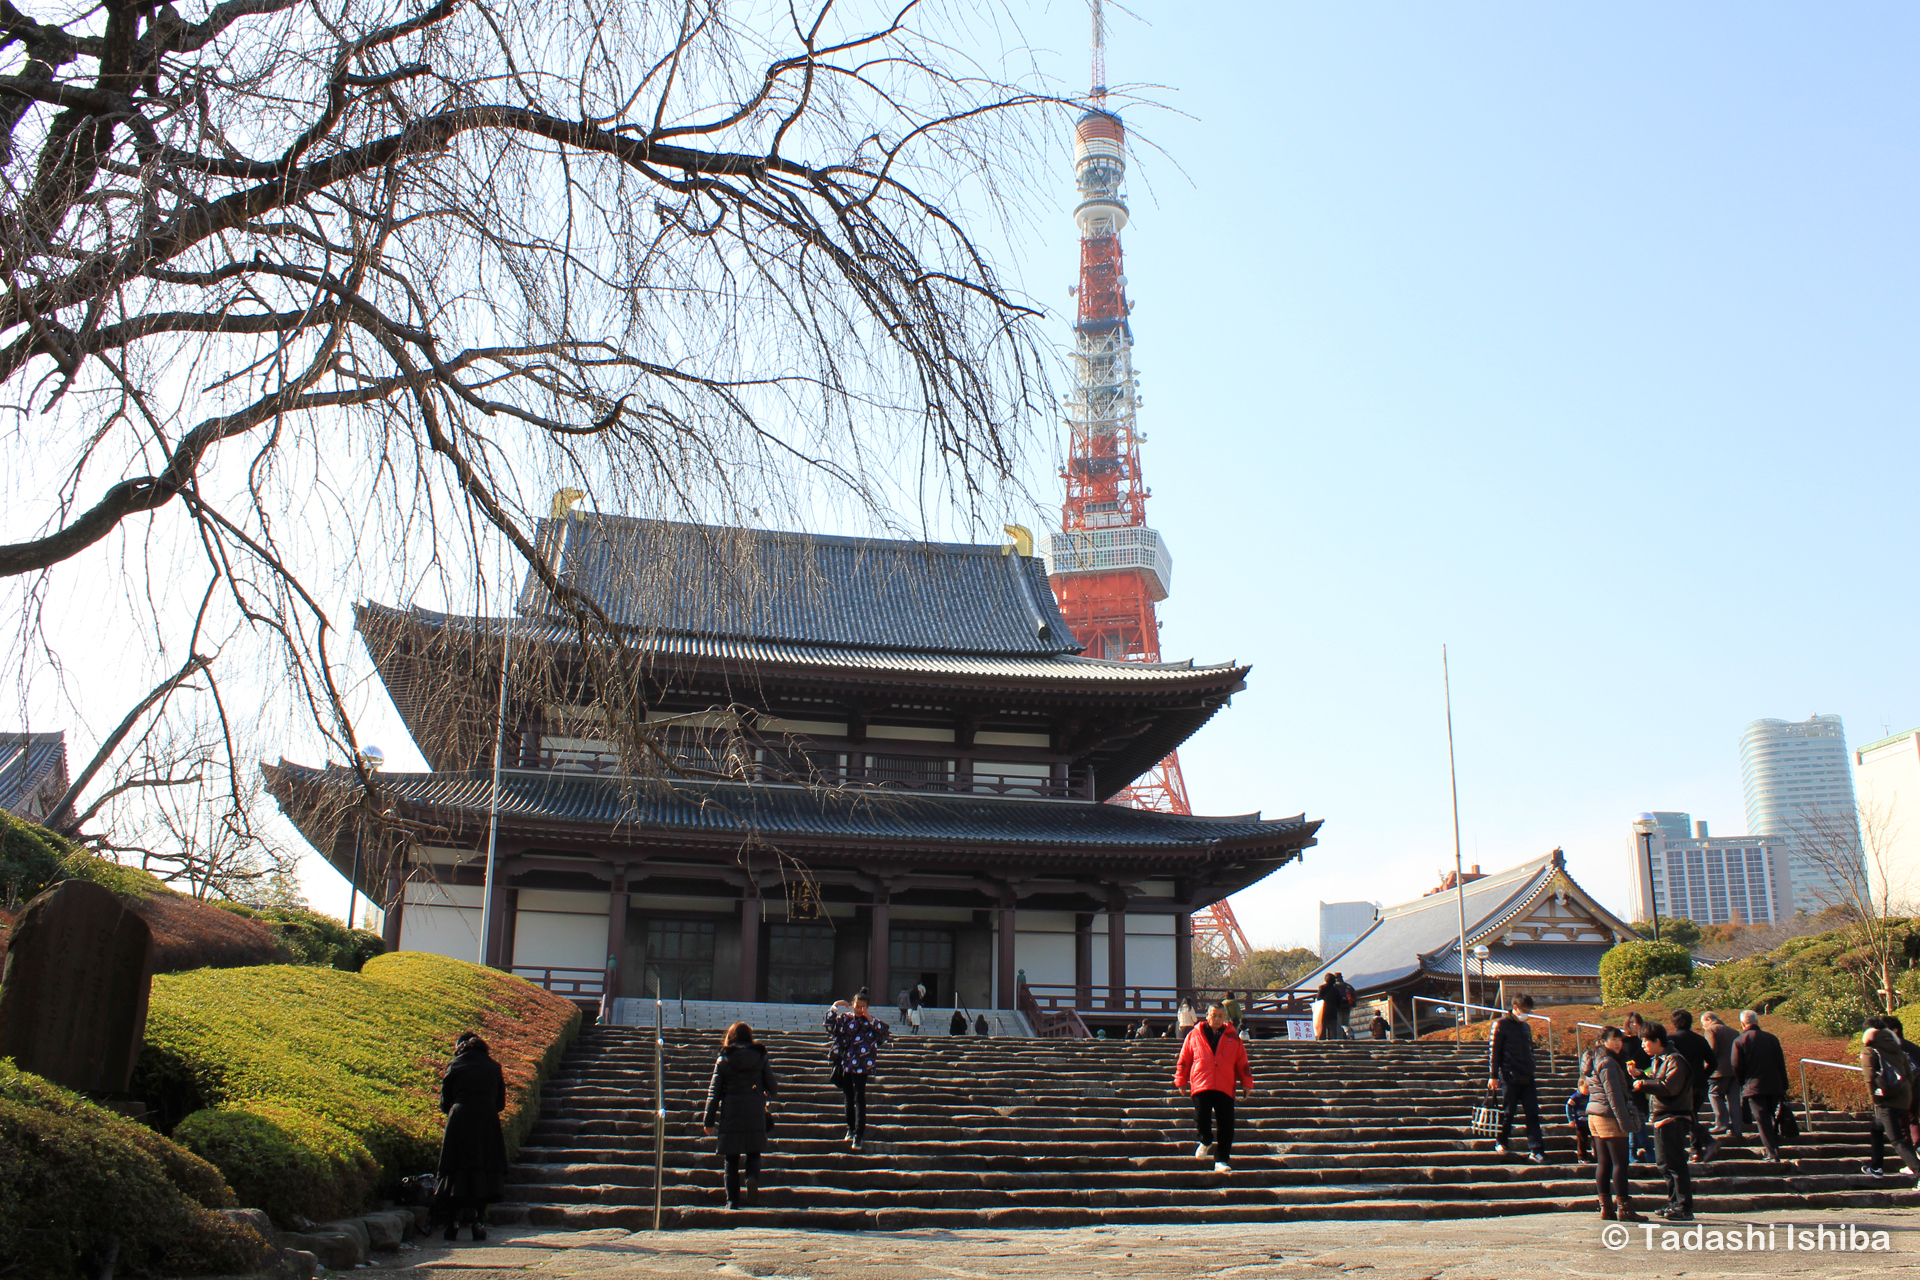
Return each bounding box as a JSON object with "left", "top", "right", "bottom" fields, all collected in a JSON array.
[
  {"left": 505, "top": 1013, "right": 1878, "bottom": 1228},
  {"left": 497, "top": 1185, "right": 1920, "bottom": 1233}
]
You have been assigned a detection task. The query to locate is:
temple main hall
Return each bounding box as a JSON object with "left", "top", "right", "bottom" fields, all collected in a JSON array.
[{"left": 267, "top": 513, "right": 1319, "bottom": 1023}]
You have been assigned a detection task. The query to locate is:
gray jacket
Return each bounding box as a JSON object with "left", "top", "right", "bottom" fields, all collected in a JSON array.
[{"left": 1582, "top": 1048, "right": 1635, "bottom": 1128}]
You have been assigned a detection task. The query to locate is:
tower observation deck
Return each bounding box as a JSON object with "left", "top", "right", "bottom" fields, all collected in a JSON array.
[{"left": 1040, "top": 4, "right": 1251, "bottom": 967}]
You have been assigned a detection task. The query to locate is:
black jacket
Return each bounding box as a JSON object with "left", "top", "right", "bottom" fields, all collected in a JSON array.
[
  {"left": 1671, "top": 1029, "right": 1717, "bottom": 1095},
  {"left": 1731, "top": 1027, "right": 1790, "bottom": 1099},
  {"left": 950, "top": 1010, "right": 968, "bottom": 1035},
  {"left": 1618, "top": 1034, "right": 1653, "bottom": 1112},
  {"left": 1639, "top": 1051, "right": 1694, "bottom": 1122},
  {"left": 703, "top": 1042, "right": 779, "bottom": 1156},
  {"left": 436, "top": 1044, "right": 508, "bottom": 1203},
  {"left": 1489, "top": 1015, "right": 1535, "bottom": 1082}
]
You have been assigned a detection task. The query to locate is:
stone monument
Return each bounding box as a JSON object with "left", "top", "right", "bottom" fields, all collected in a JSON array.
[{"left": 0, "top": 878, "right": 153, "bottom": 1095}]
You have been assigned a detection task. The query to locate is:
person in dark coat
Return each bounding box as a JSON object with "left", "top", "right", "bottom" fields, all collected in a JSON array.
[
  {"left": 1619, "top": 1012, "right": 1654, "bottom": 1161},
  {"left": 1630, "top": 1022, "right": 1695, "bottom": 1221},
  {"left": 1487, "top": 994, "right": 1545, "bottom": 1162},
  {"left": 825, "top": 992, "right": 890, "bottom": 1150},
  {"left": 974, "top": 1012, "right": 990, "bottom": 1037},
  {"left": 1700, "top": 1011, "right": 1741, "bottom": 1139},
  {"left": 1730, "top": 1009, "right": 1789, "bottom": 1162},
  {"left": 950, "top": 1008, "right": 969, "bottom": 1036},
  {"left": 1859, "top": 1017, "right": 1920, "bottom": 1178},
  {"left": 702, "top": 1022, "right": 779, "bottom": 1209},
  {"left": 1581, "top": 1027, "right": 1645, "bottom": 1222},
  {"left": 434, "top": 1032, "right": 508, "bottom": 1241},
  {"left": 1668, "top": 1009, "right": 1720, "bottom": 1163}
]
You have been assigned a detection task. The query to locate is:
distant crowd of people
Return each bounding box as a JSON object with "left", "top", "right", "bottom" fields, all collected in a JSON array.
[{"left": 1515, "top": 994, "right": 1920, "bottom": 1224}]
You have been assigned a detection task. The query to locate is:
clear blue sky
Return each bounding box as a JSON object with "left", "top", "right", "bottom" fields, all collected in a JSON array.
[
  {"left": 247, "top": 4, "right": 1918, "bottom": 942},
  {"left": 989, "top": 3, "right": 1920, "bottom": 948}
]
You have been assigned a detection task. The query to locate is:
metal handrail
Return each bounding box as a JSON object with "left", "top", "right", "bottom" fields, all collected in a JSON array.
[
  {"left": 651, "top": 999, "right": 665, "bottom": 1231},
  {"left": 1799, "top": 1057, "right": 1863, "bottom": 1134},
  {"left": 1575, "top": 1021, "right": 1608, "bottom": 1052},
  {"left": 1408, "top": 995, "right": 1556, "bottom": 1065}
]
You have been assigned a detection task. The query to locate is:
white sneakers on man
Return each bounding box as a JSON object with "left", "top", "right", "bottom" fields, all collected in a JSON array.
[
  {"left": 1194, "top": 1143, "right": 1213, "bottom": 1160},
  {"left": 1213, "top": 1162, "right": 1231, "bottom": 1174}
]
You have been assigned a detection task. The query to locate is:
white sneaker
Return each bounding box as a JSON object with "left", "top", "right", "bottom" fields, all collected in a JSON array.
[
  {"left": 1213, "top": 1162, "right": 1231, "bottom": 1174},
  {"left": 1194, "top": 1143, "right": 1212, "bottom": 1159}
]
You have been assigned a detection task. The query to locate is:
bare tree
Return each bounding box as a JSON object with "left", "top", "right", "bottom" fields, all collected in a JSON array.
[
  {"left": 0, "top": 0, "right": 1065, "bottom": 826},
  {"left": 1798, "top": 799, "right": 1909, "bottom": 1014},
  {"left": 85, "top": 720, "right": 296, "bottom": 899}
]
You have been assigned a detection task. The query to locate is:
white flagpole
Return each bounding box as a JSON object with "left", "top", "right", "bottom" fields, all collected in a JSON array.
[
  {"left": 1444, "top": 645, "right": 1470, "bottom": 1023},
  {"left": 477, "top": 617, "right": 513, "bottom": 966}
]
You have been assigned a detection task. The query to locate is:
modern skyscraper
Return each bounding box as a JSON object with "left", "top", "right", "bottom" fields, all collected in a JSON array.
[
  {"left": 1318, "top": 900, "right": 1379, "bottom": 963},
  {"left": 1626, "top": 815, "right": 1791, "bottom": 926},
  {"left": 1852, "top": 728, "right": 1920, "bottom": 913},
  {"left": 1740, "top": 714, "right": 1862, "bottom": 915}
]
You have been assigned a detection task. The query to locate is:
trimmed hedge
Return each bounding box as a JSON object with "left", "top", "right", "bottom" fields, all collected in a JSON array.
[
  {"left": 174, "top": 1103, "right": 380, "bottom": 1226},
  {"left": 1599, "top": 940, "right": 1694, "bottom": 1005},
  {"left": 0, "top": 811, "right": 384, "bottom": 975},
  {"left": 0, "top": 807, "right": 163, "bottom": 906},
  {"left": 213, "top": 901, "right": 385, "bottom": 971},
  {"left": 139, "top": 951, "right": 579, "bottom": 1224},
  {"left": 0, "top": 1059, "right": 269, "bottom": 1278}
]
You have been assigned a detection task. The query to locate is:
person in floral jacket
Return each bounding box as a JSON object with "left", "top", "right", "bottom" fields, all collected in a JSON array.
[{"left": 825, "top": 991, "right": 891, "bottom": 1151}]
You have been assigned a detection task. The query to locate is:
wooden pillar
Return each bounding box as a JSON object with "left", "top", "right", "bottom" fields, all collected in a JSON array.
[
  {"left": 1106, "top": 894, "right": 1127, "bottom": 1011},
  {"left": 1073, "top": 912, "right": 1094, "bottom": 1009},
  {"left": 380, "top": 862, "right": 404, "bottom": 953},
  {"left": 996, "top": 900, "right": 1018, "bottom": 1010},
  {"left": 738, "top": 891, "right": 761, "bottom": 1002},
  {"left": 1174, "top": 912, "right": 1194, "bottom": 1000},
  {"left": 485, "top": 884, "right": 518, "bottom": 970},
  {"left": 603, "top": 868, "right": 628, "bottom": 1004},
  {"left": 868, "top": 891, "right": 891, "bottom": 1001}
]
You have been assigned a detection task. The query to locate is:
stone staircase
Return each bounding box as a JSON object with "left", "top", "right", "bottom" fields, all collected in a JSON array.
[{"left": 498, "top": 1024, "right": 1920, "bottom": 1230}]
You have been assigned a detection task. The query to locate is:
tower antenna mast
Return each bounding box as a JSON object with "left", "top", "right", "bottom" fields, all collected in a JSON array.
[
  {"left": 1090, "top": 0, "right": 1106, "bottom": 103},
  {"left": 1043, "top": 0, "right": 1251, "bottom": 973}
]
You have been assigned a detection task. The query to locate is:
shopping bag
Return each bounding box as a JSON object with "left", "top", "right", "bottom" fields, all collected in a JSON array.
[{"left": 1470, "top": 1087, "right": 1503, "bottom": 1135}]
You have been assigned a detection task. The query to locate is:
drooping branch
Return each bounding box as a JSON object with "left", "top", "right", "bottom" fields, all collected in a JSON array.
[{"left": 45, "top": 650, "right": 212, "bottom": 833}]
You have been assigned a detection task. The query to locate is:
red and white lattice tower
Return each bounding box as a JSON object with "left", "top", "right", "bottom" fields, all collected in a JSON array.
[{"left": 1042, "top": 1, "right": 1250, "bottom": 969}]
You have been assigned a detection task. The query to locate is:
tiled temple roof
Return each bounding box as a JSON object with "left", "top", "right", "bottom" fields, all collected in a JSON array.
[
  {"left": 518, "top": 515, "right": 1083, "bottom": 657},
  {"left": 0, "top": 731, "right": 67, "bottom": 818}
]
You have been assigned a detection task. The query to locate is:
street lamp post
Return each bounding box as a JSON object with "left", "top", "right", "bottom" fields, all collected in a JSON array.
[
  {"left": 1632, "top": 813, "right": 1662, "bottom": 943},
  {"left": 345, "top": 745, "right": 385, "bottom": 930},
  {"left": 1472, "top": 942, "right": 1491, "bottom": 1009}
]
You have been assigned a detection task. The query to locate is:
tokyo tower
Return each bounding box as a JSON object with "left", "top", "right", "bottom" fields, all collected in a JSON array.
[{"left": 1041, "top": 1, "right": 1251, "bottom": 968}]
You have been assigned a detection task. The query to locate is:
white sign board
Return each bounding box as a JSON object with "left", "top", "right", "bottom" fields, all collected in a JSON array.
[{"left": 1286, "top": 1020, "right": 1315, "bottom": 1041}]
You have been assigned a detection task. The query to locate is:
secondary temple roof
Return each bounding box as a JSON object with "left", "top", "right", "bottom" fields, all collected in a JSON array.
[{"left": 1297, "top": 849, "right": 1638, "bottom": 995}]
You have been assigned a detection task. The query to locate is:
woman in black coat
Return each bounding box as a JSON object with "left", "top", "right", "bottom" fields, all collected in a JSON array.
[
  {"left": 702, "top": 1021, "right": 779, "bottom": 1210},
  {"left": 435, "top": 1032, "right": 508, "bottom": 1241}
]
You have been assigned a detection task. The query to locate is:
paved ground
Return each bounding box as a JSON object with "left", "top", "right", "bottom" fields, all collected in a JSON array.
[{"left": 362, "top": 1209, "right": 1920, "bottom": 1278}]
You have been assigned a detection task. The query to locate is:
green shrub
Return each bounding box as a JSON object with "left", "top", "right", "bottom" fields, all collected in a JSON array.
[
  {"left": 0, "top": 809, "right": 165, "bottom": 907},
  {"left": 0, "top": 1059, "right": 267, "bottom": 1278},
  {"left": 174, "top": 1103, "right": 379, "bottom": 1225},
  {"left": 1600, "top": 940, "right": 1694, "bottom": 1005},
  {"left": 213, "top": 900, "right": 384, "bottom": 970},
  {"left": 137, "top": 951, "right": 579, "bottom": 1224}
]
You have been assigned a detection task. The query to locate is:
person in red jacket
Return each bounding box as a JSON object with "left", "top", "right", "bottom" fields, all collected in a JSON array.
[{"left": 1174, "top": 1002, "right": 1256, "bottom": 1173}]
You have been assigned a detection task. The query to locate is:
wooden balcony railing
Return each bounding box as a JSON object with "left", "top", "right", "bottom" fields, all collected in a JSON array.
[
  {"left": 512, "top": 967, "right": 606, "bottom": 997},
  {"left": 522, "top": 745, "right": 1095, "bottom": 800},
  {"left": 1021, "top": 984, "right": 1317, "bottom": 1026}
]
